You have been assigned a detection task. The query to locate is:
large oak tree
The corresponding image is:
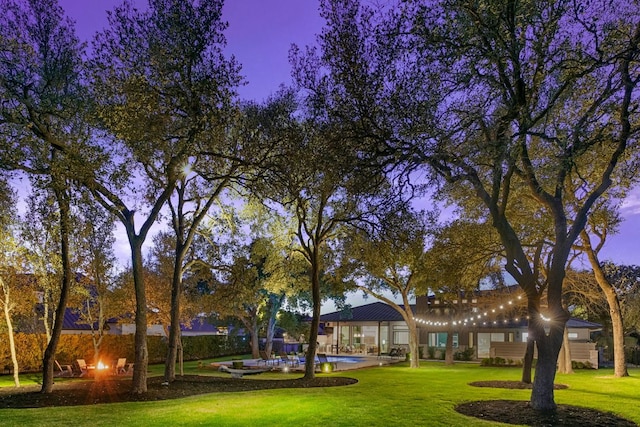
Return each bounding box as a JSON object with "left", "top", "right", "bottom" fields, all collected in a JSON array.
[{"left": 295, "top": 0, "right": 640, "bottom": 410}]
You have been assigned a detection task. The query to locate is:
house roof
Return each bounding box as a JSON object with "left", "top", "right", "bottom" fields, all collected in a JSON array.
[
  {"left": 320, "top": 301, "right": 601, "bottom": 330},
  {"left": 320, "top": 302, "right": 414, "bottom": 322},
  {"left": 566, "top": 318, "right": 602, "bottom": 329},
  {"left": 178, "top": 319, "right": 219, "bottom": 334},
  {"left": 62, "top": 308, "right": 93, "bottom": 331}
]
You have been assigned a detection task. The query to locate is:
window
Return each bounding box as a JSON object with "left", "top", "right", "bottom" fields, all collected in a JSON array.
[
  {"left": 491, "top": 332, "right": 505, "bottom": 342},
  {"left": 568, "top": 332, "right": 578, "bottom": 340},
  {"left": 393, "top": 326, "right": 409, "bottom": 345},
  {"left": 428, "top": 332, "right": 458, "bottom": 348}
]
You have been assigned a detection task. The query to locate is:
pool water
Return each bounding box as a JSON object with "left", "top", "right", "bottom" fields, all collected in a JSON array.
[{"left": 298, "top": 355, "right": 366, "bottom": 364}]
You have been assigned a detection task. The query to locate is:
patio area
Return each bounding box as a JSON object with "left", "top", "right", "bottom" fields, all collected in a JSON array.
[{"left": 215, "top": 354, "right": 399, "bottom": 373}]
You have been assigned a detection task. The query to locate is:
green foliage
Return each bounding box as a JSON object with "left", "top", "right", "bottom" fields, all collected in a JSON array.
[
  {"left": 571, "top": 360, "right": 595, "bottom": 370},
  {"left": 480, "top": 357, "right": 526, "bottom": 367},
  {"left": 0, "top": 333, "right": 250, "bottom": 373},
  {"left": 453, "top": 347, "right": 475, "bottom": 361},
  {"left": 2, "top": 363, "right": 640, "bottom": 426},
  {"left": 427, "top": 346, "right": 436, "bottom": 359}
]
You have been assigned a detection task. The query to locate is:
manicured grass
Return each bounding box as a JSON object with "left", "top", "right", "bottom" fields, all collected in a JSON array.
[{"left": 1, "top": 361, "right": 639, "bottom": 426}]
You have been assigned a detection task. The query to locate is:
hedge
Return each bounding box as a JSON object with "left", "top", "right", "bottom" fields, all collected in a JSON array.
[{"left": 0, "top": 333, "right": 251, "bottom": 373}]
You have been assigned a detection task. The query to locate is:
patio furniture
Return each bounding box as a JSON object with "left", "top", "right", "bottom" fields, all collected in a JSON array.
[
  {"left": 388, "top": 347, "right": 404, "bottom": 360},
  {"left": 124, "top": 362, "right": 134, "bottom": 375},
  {"left": 54, "top": 360, "right": 74, "bottom": 377},
  {"left": 219, "top": 365, "right": 270, "bottom": 379},
  {"left": 114, "top": 358, "right": 127, "bottom": 375},
  {"left": 75, "top": 359, "right": 94, "bottom": 377},
  {"left": 258, "top": 350, "right": 279, "bottom": 366},
  {"left": 279, "top": 351, "right": 299, "bottom": 367}
]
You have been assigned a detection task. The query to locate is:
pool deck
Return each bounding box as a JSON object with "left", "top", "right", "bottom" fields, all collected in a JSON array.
[{"left": 223, "top": 354, "right": 402, "bottom": 372}]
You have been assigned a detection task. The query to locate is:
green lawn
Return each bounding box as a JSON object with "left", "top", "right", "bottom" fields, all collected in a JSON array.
[{"left": 1, "top": 361, "right": 639, "bottom": 426}]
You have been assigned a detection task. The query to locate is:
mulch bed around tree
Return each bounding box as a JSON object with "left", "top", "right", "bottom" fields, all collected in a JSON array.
[
  {"left": 469, "top": 380, "right": 569, "bottom": 390},
  {"left": 457, "top": 381, "right": 637, "bottom": 426},
  {"left": 0, "top": 375, "right": 357, "bottom": 408}
]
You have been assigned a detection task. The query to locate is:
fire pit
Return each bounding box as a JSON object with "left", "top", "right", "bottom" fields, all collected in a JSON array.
[{"left": 89, "top": 361, "right": 111, "bottom": 379}]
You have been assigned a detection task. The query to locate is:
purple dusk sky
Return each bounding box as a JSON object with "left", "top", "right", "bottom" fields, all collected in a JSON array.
[
  {"left": 56, "top": 0, "right": 640, "bottom": 273},
  {"left": 58, "top": 0, "right": 323, "bottom": 101}
]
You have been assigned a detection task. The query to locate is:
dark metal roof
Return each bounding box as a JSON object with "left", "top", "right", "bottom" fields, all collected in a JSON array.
[
  {"left": 566, "top": 318, "right": 602, "bottom": 329},
  {"left": 320, "top": 302, "right": 414, "bottom": 322},
  {"left": 62, "top": 309, "right": 93, "bottom": 330},
  {"left": 320, "top": 302, "right": 601, "bottom": 330}
]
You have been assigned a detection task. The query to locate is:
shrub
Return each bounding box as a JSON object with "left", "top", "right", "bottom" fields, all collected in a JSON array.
[
  {"left": 427, "top": 346, "right": 436, "bottom": 359},
  {"left": 480, "top": 357, "right": 494, "bottom": 366},
  {"left": 453, "top": 347, "right": 475, "bottom": 361},
  {"left": 0, "top": 332, "right": 251, "bottom": 373}
]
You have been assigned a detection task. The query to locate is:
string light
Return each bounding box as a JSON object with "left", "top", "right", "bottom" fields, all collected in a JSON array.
[{"left": 412, "top": 293, "right": 528, "bottom": 326}]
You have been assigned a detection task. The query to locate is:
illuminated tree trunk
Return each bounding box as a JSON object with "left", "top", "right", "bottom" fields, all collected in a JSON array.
[
  {"left": 582, "top": 232, "right": 628, "bottom": 377},
  {"left": 2, "top": 287, "right": 20, "bottom": 387},
  {"left": 557, "top": 327, "right": 574, "bottom": 374},
  {"left": 129, "top": 236, "right": 149, "bottom": 394},
  {"left": 304, "top": 249, "right": 321, "bottom": 379},
  {"left": 41, "top": 182, "right": 72, "bottom": 394}
]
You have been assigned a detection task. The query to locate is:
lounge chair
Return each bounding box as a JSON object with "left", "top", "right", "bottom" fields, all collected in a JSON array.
[
  {"left": 388, "top": 347, "right": 405, "bottom": 360},
  {"left": 114, "top": 358, "right": 127, "bottom": 375},
  {"left": 54, "top": 360, "right": 74, "bottom": 377},
  {"left": 279, "top": 351, "right": 299, "bottom": 367},
  {"left": 219, "top": 364, "right": 270, "bottom": 379},
  {"left": 316, "top": 353, "right": 337, "bottom": 371},
  {"left": 75, "top": 359, "right": 94, "bottom": 377},
  {"left": 258, "top": 350, "right": 278, "bottom": 366}
]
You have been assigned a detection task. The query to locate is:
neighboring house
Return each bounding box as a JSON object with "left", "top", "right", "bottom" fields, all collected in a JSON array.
[
  {"left": 319, "top": 299, "right": 601, "bottom": 366},
  {"left": 60, "top": 308, "right": 224, "bottom": 337}
]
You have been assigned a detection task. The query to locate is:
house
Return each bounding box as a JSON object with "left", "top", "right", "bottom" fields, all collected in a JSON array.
[
  {"left": 319, "top": 299, "right": 601, "bottom": 366},
  {"left": 59, "top": 308, "right": 224, "bottom": 337}
]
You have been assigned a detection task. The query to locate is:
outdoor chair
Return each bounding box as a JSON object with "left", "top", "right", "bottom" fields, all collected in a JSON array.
[
  {"left": 114, "top": 358, "right": 127, "bottom": 375},
  {"left": 279, "top": 351, "right": 299, "bottom": 367},
  {"left": 75, "top": 359, "right": 93, "bottom": 376},
  {"left": 258, "top": 350, "right": 278, "bottom": 366},
  {"left": 54, "top": 360, "right": 74, "bottom": 377},
  {"left": 124, "top": 362, "right": 134, "bottom": 375},
  {"left": 389, "top": 348, "right": 403, "bottom": 360}
]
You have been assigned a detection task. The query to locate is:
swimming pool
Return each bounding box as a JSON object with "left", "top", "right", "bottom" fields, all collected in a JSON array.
[
  {"left": 327, "top": 356, "right": 366, "bottom": 364},
  {"left": 298, "top": 355, "right": 366, "bottom": 364}
]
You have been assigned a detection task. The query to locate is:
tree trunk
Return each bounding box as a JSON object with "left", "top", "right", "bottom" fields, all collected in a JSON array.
[
  {"left": 521, "top": 295, "right": 541, "bottom": 384},
  {"left": 607, "top": 290, "right": 628, "bottom": 377},
  {"left": 3, "top": 302, "right": 20, "bottom": 387},
  {"left": 265, "top": 314, "right": 276, "bottom": 356},
  {"left": 445, "top": 324, "right": 454, "bottom": 366},
  {"left": 557, "top": 327, "right": 574, "bottom": 374},
  {"left": 303, "top": 253, "right": 321, "bottom": 379},
  {"left": 178, "top": 336, "right": 184, "bottom": 376},
  {"left": 529, "top": 299, "right": 568, "bottom": 411},
  {"left": 250, "top": 324, "right": 260, "bottom": 358},
  {"left": 581, "top": 233, "right": 629, "bottom": 377},
  {"left": 164, "top": 246, "right": 185, "bottom": 383},
  {"left": 130, "top": 239, "right": 149, "bottom": 394},
  {"left": 408, "top": 319, "right": 420, "bottom": 368},
  {"left": 522, "top": 336, "right": 534, "bottom": 384},
  {"left": 41, "top": 185, "right": 72, "bottom": 394},
  {"left": 530, "top": 328, "right": 563, "bottom": 411}
]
